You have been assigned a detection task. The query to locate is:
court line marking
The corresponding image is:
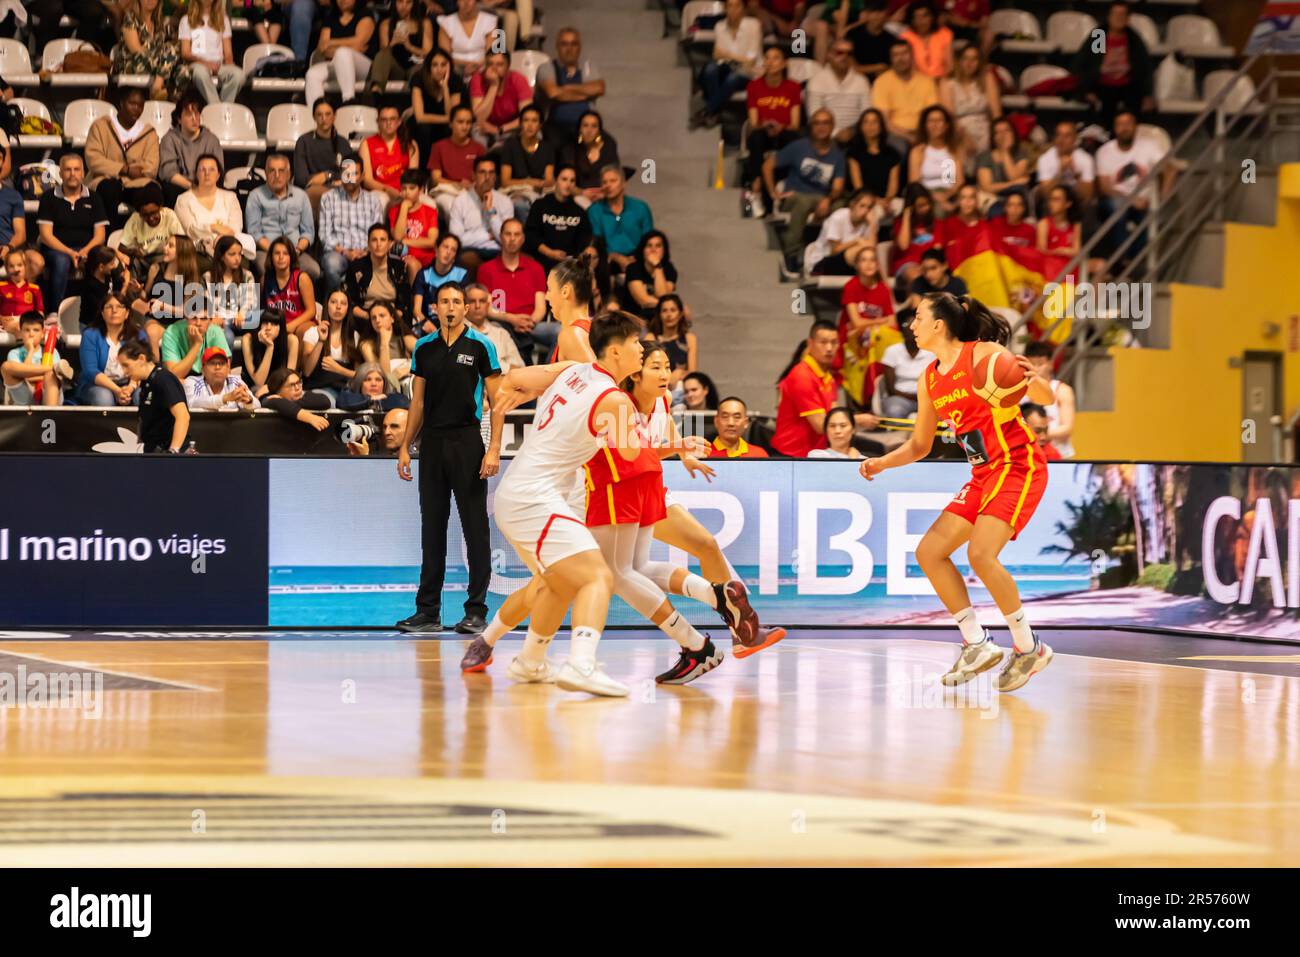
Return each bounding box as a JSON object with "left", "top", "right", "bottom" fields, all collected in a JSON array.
[{"left": 0, "top": 648, "right": 215, "bottom": 692}]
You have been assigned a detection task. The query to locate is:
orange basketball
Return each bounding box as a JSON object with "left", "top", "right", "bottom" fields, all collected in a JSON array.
[{"left": 972, "top": 350, "right": 1028, "bottom": 408}]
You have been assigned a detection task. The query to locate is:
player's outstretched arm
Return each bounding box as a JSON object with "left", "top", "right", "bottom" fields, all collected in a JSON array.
[
  {"left": 861, "top": 376, "right": 937, "bottom": 480},
  {"left": 497, "top": 361, "right": 578, "bottom": 405},
  {"left": 593, "top": 391, "right": 644, "bottom": 463}
]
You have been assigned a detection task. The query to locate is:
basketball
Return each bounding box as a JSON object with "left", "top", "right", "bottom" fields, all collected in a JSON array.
[{"left": 972, "top": 350, "right": 1029, "bottom": 407}]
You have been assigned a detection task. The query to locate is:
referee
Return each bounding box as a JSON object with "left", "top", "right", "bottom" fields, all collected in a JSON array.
[{"left": 397, "top": 283, "right": 504, "bottom": 634}]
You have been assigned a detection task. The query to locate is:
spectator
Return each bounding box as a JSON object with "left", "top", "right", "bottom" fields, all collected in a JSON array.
[
  {"left": 773, "top": 319, "right": 877, "bottom": 456},
  {"left": 974, "top": 116, "right": 1030, "bottom": 216},
  {"left": 806, "top": 189, "right": 880, "bottom": 276},
  {"left": 118, "top": 183, "right": 183, "bottom": 286},
  {"left": 813, "top": 0, "right": 866, "bottom": 63},
  {"left": 900, "top": 0, "right": 953, "bottom": 79},
  {"left": 185, "top": 346, "right": 259, "bottom": 410},
  {"left": 450, "top": 155, "right": 513, "bottom": 277},
  {"left": 838, "top": 245, "right": 894, "bottom": 407},
  {"left": 469, "top": 50, "right": 534, "bottom": 146},
  {"left": 320, "top": 158, "right": 385, "bottom": 294},
  {"left": 937, "top": 182, "right": 982, "bottom": 259},
  {"left": 905, "top": 247, "right": 966, "bottom": 312},
  {"left": 79, "top": 293, "right": 150, "bottom": 407},
  {"left": 248, "top": 0, "right": 285, "bottom": 46},
  {"left": 1035, "top": 120, "right": 1096, "bottom": 208},
  {"left": 3, "top": 311, "right": 71, "bottom": 406},
  {"left": 1037, "top": 185, "right": 1082, "bottom": 258},
  {"left": 1096, "top": 110, "right": 1176, "bottom": 267},
  {"left": 1019, "top": 402, "right": 1062, "bottom": 461},
  {"left": 480, "top": 0, "right": 536, "bottom": 51},
  {"left": 477, "top": 217, "right": 548, "bottom": 359},
  {"left": 37, "top": 153, "right": 108, "bottom": 312},
  {"left": 807, "top": 38, "right": 873, "bottom": 144},
  {"left": 113, "top": 0, "right": 185, "bottom": 101},
  {"left": 891, "top": 181, "right": 939, "bottom": 284},
  {"left": 498, "top": 105, "right": 556, "bottom": 220},
  {"left": 301, "top": 289, "right": 358, "bottom": 403},
  {"left": 709, "top": 396, "right": 768, "bottom": 458},
  {"left": 438, "top": 0, "right": 499, "bottom": 76},
  {"left": 747, "top": 1, "right": 807, "bottom": 39},
  {"left": 346, "top": 224, "right": 414, "bottom": 324},
  {"left": 390, "top": 170, "right": 441, "bottom": 284},
  {"left": 871, "top": 41, "right": 938, "bottom": 146},
  {"left": 286, "top": 0, "right": 318, "bottom": 63},
  {"left": 175, "top": 154, "right": 244, "bottom": 264},
  {"left": 908, "top": 104, "right": 964, "bottom": 214},
  {"left": 206, "top": 234, "right": 261, "bottom": 355},
  {"left": 690, "top": 0, "right": 763, "bottom": 130},
  {"left": 808, "top": 406, "right": 865, "bottom": 458},
  {"left": 162, "top": 311, "right": 228, "bottom": 381},
  {"left": 340, "top": 360, "right": 410, "bottom": 413},
  {"left": 136, "top": 234, "right": 202, "bottom": 353},
  {"left": 679, "top": 371, "right": 720, "bottom": 414},
  {"left": 587, "top": 165, "right": 653, "bottom": 273},
  {"left": 647, "top": 293, "right": 695, "bottom": 390},
  {"left": 941, "top": 0, "right": 991, "bottom": 53},
  {"left": 410, "top": 50, "right": 468, "bottom": 169},
  {"left": 179, "top": 0, "right": 244, "bottom": 105},
  {"left": 0, "top": 170, "right": 39, "bottom": 287},
  {"left": 246, "top": 153, "right": 319, "bottom": 280},
  {"left": 78, "top": 247, "right": 136, "bottom": 341},
  {"left": 878, "top": 318, "right": 934, "bottom": 417},
  {"left": 582, "top": 240, "right": 619, "bottom": 314},
  {"left": 242, "top": 307, "right": 298, "bottom": 397},
  {"left": 362, "top": 106, "right": 420, "bottom": 208},
  {"left": 412, "top": 234, "right": 469, "bottom": 332},
  {"left": 1019, "top": 355, "right": 1072, "bottom": 456},
  {"left": 0, "top": 250, "right": 44, "bottom": 337},
  {"left": 263, "top": 236, "right": 320, "bottom": 338},
  {"left": 535, "top": 26, "right": 605, "bottom": 138},
  {"left": 305, "top": 0, "right": 376, "bottom": 110},
  {"left": 1070, "top": 1, "right": 1154, "bottom": 123},
  {"left": 428, "top": 106, "right": 486, "bottom": 224},
  {"left": 524, "top": 164, "right": 591, "bottom": 267},
  {"left": 940, "top": 42, "right": 999, "bottom": 156},
  {"left": 367, "top": 0, "right": 435, "bottom": 97},
  {"left": 845, "top": 107, "right": 902, "bottom": 211},
  {"left": 85, "top": 88, "right": 159, "bottom": 230},
  {"left": 464, "top": 281, "right": 524, "bottom": 373},
  {"left": 118, "top": 337, "right": 190, "bottom": 453},
  {"left": 624, "top": 230, "right": 678, "bottom": 320},
  {"left": 561, "top": 110, "right": 620, "bottom": 203},
  {"left": 990, "top": 191, "right": 1034, "bottom": 249},
  {"left": 262, "top": 366, "right": 334, "bottom": 430},
  {"left": 763, "top": 109, "right": 846, "bottom": 275},
  {"left": 355, "top": 299, "right": 417, "bottom": 383},
  {"left": 294, "top": 98, "right": 359, "bottom": 216},
  {"left": 845, "top": 0, "right": 894, "bottom": 79},
  {"left": 741, "top": 45, "right": 803, "bottom": 218}
]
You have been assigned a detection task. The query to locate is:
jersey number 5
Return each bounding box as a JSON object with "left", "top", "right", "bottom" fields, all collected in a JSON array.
[{"left": 536, "top": 395, "right": 568, "bottom": 431}]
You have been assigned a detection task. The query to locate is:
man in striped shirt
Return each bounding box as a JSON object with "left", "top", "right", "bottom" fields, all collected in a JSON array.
[{"left": 319, "top": 158, "right": 384, "bottom": 294}]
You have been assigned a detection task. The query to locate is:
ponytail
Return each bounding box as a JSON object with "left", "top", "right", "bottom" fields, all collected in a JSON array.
[{"left": 926, "top": 292, "right": 1011, "bottom": 346}]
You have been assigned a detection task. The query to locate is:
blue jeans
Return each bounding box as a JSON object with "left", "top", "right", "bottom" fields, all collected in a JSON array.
[
  {"left": 289, "top": 0, "right": 317, "bottom": 62},
  {"left": 530, "top": 319, "right": 560, "bottom": 364},
  {"left": 320, "top": 250, "right": 349, "bottom": 295},
  {"left": 42, "top": 246, "right": 73, "bottom": 314},
  {"left": 700, "top": 61, "right": 749, "bottom": 115},
  {"left": 1099, "top": 195, "right": 1149, "bottom": 263}
]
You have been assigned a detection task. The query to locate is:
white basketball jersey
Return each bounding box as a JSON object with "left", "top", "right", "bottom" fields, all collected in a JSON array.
[
  {"left": 498, "top": 363, "right": 624, "bottom": 500},
  {"left": 643, "top": 392, "right": 673, "bottom": 446}
]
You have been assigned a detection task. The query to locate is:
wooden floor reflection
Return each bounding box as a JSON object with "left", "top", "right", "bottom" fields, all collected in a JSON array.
[{"left": 0, "top": 635, "right": 1297, "bottom": 866}]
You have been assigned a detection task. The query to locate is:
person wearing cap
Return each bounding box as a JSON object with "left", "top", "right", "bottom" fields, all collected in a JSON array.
[
  {"left": 319, "top": 157, "right": 385, "bottom": 295},
  {"left": 185, "top": 346, "right": 260, "bottom": 411},
  {"left": 161, "top": 310, "right": 229, "bottom": 381},
  {"left": 119, "top": 183, "right": 184, "bottom": 283}
]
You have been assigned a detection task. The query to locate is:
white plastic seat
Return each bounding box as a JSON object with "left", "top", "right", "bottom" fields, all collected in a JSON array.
[
  {"left": 107, "top": 229, "right": 123, "bottom": 249},
  {"left": 58, "top": 297, "right": 82, "bottom": 349},
  {"left": 223, "top": 166, "right": 252, "bottom": 190},
  {"left": 141, "top": 99, "right": 175, "bottom": 141},
  {"left": 266, "top": 103, "right": 311, "bottom": 151},
  {"left": 680, "top": 0, "right": 724, "bottom": 43},
  {"left": 1165, "top": 14, "right": 1235, "bottom": 59},
  {"left": 0, "top": 38, "right": 39, "bottom": 86},
  {"left": 1044, "top": 11, "right": 1097, "bottom": 54},
  {"left": 43, "top": 39, "right": 110, "bottom": 88},
  {"left": 201, "top": 103, "right": 267, "bottom": 152},
  {"left": 1129, "top": 13, "right": 1164, "bottom": 55},
  {"left": 10, "top": 97, "right": 61, "bottom": 148},
  {"left": 1203, "top": 71, "right": 1263, "bottom": 116},
  {"left": 1016, "top": 64, "right": 1086, "bottom": 110},
  {"left": 1136, "top": 123, "right": 1172, "bottom": 157},
  {"left": 1154, "top": 55, "right": 1203, "bottom": 114},
  {"left": 244, "top": 42, "right": 305, "bottom": 93},
  {"left": 62, "top": 99, "right": 115, "bottom": 148},
  {"left": 513, "top": 49, "right": 550, "bottom": 87},
  {"left": 989, "top": 9, "right": 1054, "bottom": 55},
  {"left": 335, "top": 104, "right": 378, "bottom": 142},
  {"left": 786, "top": 58, "right": 819, "bottom": 84}
]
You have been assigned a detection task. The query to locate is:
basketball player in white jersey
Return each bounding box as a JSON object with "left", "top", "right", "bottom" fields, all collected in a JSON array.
[{"left": 490, "top": 312, "right": 649, "bottom": 696}]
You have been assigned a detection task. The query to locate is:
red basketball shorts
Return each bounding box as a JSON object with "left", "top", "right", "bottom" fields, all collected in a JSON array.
[
  {"left": 944, "top": 454, "right": 1048, "bottom": 540},
  {"left": 586, "top": 472, "right": 669, "bottom": 528}
]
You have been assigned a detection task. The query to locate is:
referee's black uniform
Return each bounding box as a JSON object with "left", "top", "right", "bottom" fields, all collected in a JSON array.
[{"left": 402, "top": 324, "right": 502, "bottom": 632}]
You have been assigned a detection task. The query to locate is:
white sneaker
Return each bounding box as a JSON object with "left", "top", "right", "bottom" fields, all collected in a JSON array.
[
  {"left": 555, "top": 659, "right": 629, "bottom": 697},
  {"left": 506, "top": 656, "right": 558, "bottom": 684},
  {"left": 941, "top": 633, "right": 1004, "bottom": 687}
]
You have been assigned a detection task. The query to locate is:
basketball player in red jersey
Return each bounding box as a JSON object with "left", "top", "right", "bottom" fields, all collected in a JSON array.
[{"left": 860, "top": 293, "right": 1055, "bottom": 692}]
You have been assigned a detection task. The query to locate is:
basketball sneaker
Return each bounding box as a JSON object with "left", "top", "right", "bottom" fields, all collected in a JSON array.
[
  {"left": 555, "top": 659, "right": 629, "bottom": 697},
  {"left": 460, "top": 636, "right": 494, "bottom": 673},
  {"left": 656, "top": 638, "right": 724, "bottom": 685},
  {"left": 941, "top": 633, "right": 1003, "bottom": 687},
  {"left": 733, "top": 626, "right": 787, "bottom": 659},
  {"left": 506, "top": 656, "right": 558, "bottom": 684},
  {"left": 996, "top": 637, "right": 1054, "bottom": 693}
]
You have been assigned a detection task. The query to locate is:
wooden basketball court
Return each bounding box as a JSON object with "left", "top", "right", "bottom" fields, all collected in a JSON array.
[{"left": 0, "top": 630, "right": 1295, "bottom": 866}]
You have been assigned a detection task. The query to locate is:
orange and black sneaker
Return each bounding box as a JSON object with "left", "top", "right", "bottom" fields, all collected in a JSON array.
[
  {"left": 733, "top": 625, "right": 787, "bottom": 659},
  {"left": 714, "top": 580, "right": 786, "bottom": 658},
  {"left": 460, "top": 636, "right": 494, "bottom": 673},
  {"left": 655, "top": 638, "right": 724, "bottom": 685}
]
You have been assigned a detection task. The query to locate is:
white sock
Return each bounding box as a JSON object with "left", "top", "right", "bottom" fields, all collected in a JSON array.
[
  {"left": 482, "top": 612, "right": 511, "bottom": 647},
  {"left": 569, "top": 625, "right": 601, "bottom": 666},
  {"left": 1005, "top": 608, "right": 1036, "bottom": 653},
  {"left": 954, "top": 607, "right": 986, "bottom": 646},
  {"left": 681, "top": 574, "right": 719, "bottom": 609},
  {"left": 659, "top": 610, "right": 706, "bottom": 651},
  {"left": 519, "top": 628, "right": 552, "bottom": 664}
]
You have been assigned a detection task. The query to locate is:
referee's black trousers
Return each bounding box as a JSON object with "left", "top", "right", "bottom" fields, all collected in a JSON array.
[{"left": 416, "top": 426, "right": 491, "bottom": 619}]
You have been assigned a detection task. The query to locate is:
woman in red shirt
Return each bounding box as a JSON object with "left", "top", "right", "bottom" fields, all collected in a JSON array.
[
  {"left": 470, "top": 49, "right": 533, "bottom": 145},
  {"left": 742, "top": 45, "right": 803, "bottom": 216},
  {"left": 988, "top": 192, "right": 1034, "bottom": 250},
  {"left": 361, "top": 105, "right": 419, "bottom": 207},
  {"left": 891, "top": 183, "right": 941, "bottom": 288},
  {"left": 838, "top": 245, "right": 895, "bottom": 407}
]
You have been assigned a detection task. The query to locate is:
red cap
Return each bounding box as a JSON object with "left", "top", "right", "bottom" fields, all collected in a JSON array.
[{"left": 202, "top": 346, "right": 230, "bottom": 365}]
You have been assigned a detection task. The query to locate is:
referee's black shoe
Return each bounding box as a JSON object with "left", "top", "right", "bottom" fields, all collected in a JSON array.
[
  {"left": 453, "top": 614, "right": 488, "bottom": 635},
  {"left": 396, "top": 611, "right": 443, "bottom": 633}
]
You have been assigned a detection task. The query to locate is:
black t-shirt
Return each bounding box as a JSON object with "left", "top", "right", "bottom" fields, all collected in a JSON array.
[
  {"left": 560, "top": 133, "right": 619, "bottom": 189},
  {"left": 137, "top": 364, "right": 188, "bottom": 452},
  {"left": 36, "top": 188, "right": 109, "bottom": 251},
  {"left": 847, "top": 22, "right": 893, "bottom": 72},
  {"left": 411, "top": 325, "right": 501, "bottom": 432},
  {"left": 625, "top": 259, "right": 679, "bottom": 318},
  {"left": 904, "top": 272, "right": 968, "bottom": 304},
  {"left": 328, "top": 10, "right": 375, "bottom": 55},
  {"left": 413, "top": 70, "right": 468, "bottom": 144},
  {"left": 498, "top": 135, "right": 558, "bottom": 183},
  {"left": 523, "top": 194, "right": 592, "bottom": 260},
  {"left": 846, "top": 142, "right": 902, "bottom": 197}
]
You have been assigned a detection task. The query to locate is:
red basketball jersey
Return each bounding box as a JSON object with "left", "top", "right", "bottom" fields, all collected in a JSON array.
[
  {"left": 926, "top": 341, "right": 1041, "bottom": 472},
  {"left": 549, "top": 317, "right": 591, "bottom": 363}
]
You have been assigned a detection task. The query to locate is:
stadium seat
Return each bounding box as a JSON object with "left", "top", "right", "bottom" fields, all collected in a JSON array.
[
  {"left": 110, "top": 46, "right": 152, "bottom": 88},
  {"left": 62, "top": 99, "right": 115, "bottom": 148},
  {"left": 1154, "top": 55, "right": 1203, "bottom": 114},
  {"left": 42, "top": 39, "right": 110, "bottom": 89},
  {"left": 335, "top": 104, "right": 378, "bottom": 142},
  {"left": 989, "top": 9, "right": 1054, "bottom": 55},
  {"left": 786, "top": 58, "right": 819, "bottom": 84},
  {"left": 201, "top": 103, "right": 267, "bottom": 153},
  {"left": 870, "top": 372, "right": 885, "bottom": 417},
  {"left": 1044, "top": 11, "right": 1097, "bottom": 54},
  {"left": 244, "top": 42, "right": 305, "bottom": 93},
  {"left": 10, "top": 98, "right": 62, "bottom": 149},
  {"left": 141, "top": 99, "right": 175, "bottom": 140},
  {"left": 1136, "top": 123, "right": 1173, "bottom": 157},
  {"left": 107, "top": 229, "right": 123, "bottom": 249},
  {"left": 0, "top": 38, "right": 40, "bottom": 87},
  {"left": 1129, "top": 13, "right": 1165, "bottom": 56},
  {"left": 513, "top": 49, "right": 550, "bottom": 87},
  {"left": 57, "top": 297, "right": 82, "bottom": 350},
  {"left": 266, "top": 103, "right": 311, "bottom": 151},
  {"left": 680, "top": 0, "right": 724, "bottom": 44},
  {"left": 1014, "top": 64, "right": 1085, "bottom": 111},
  {"left": 1203, "top": 70, "right": 1264, "bottom": 115},
  {"left": 223, "top": 166, "right": 252, "bottom": 190},
  {"left": 1165, "top": 15, "right": 1235, "bottom": 59}
]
